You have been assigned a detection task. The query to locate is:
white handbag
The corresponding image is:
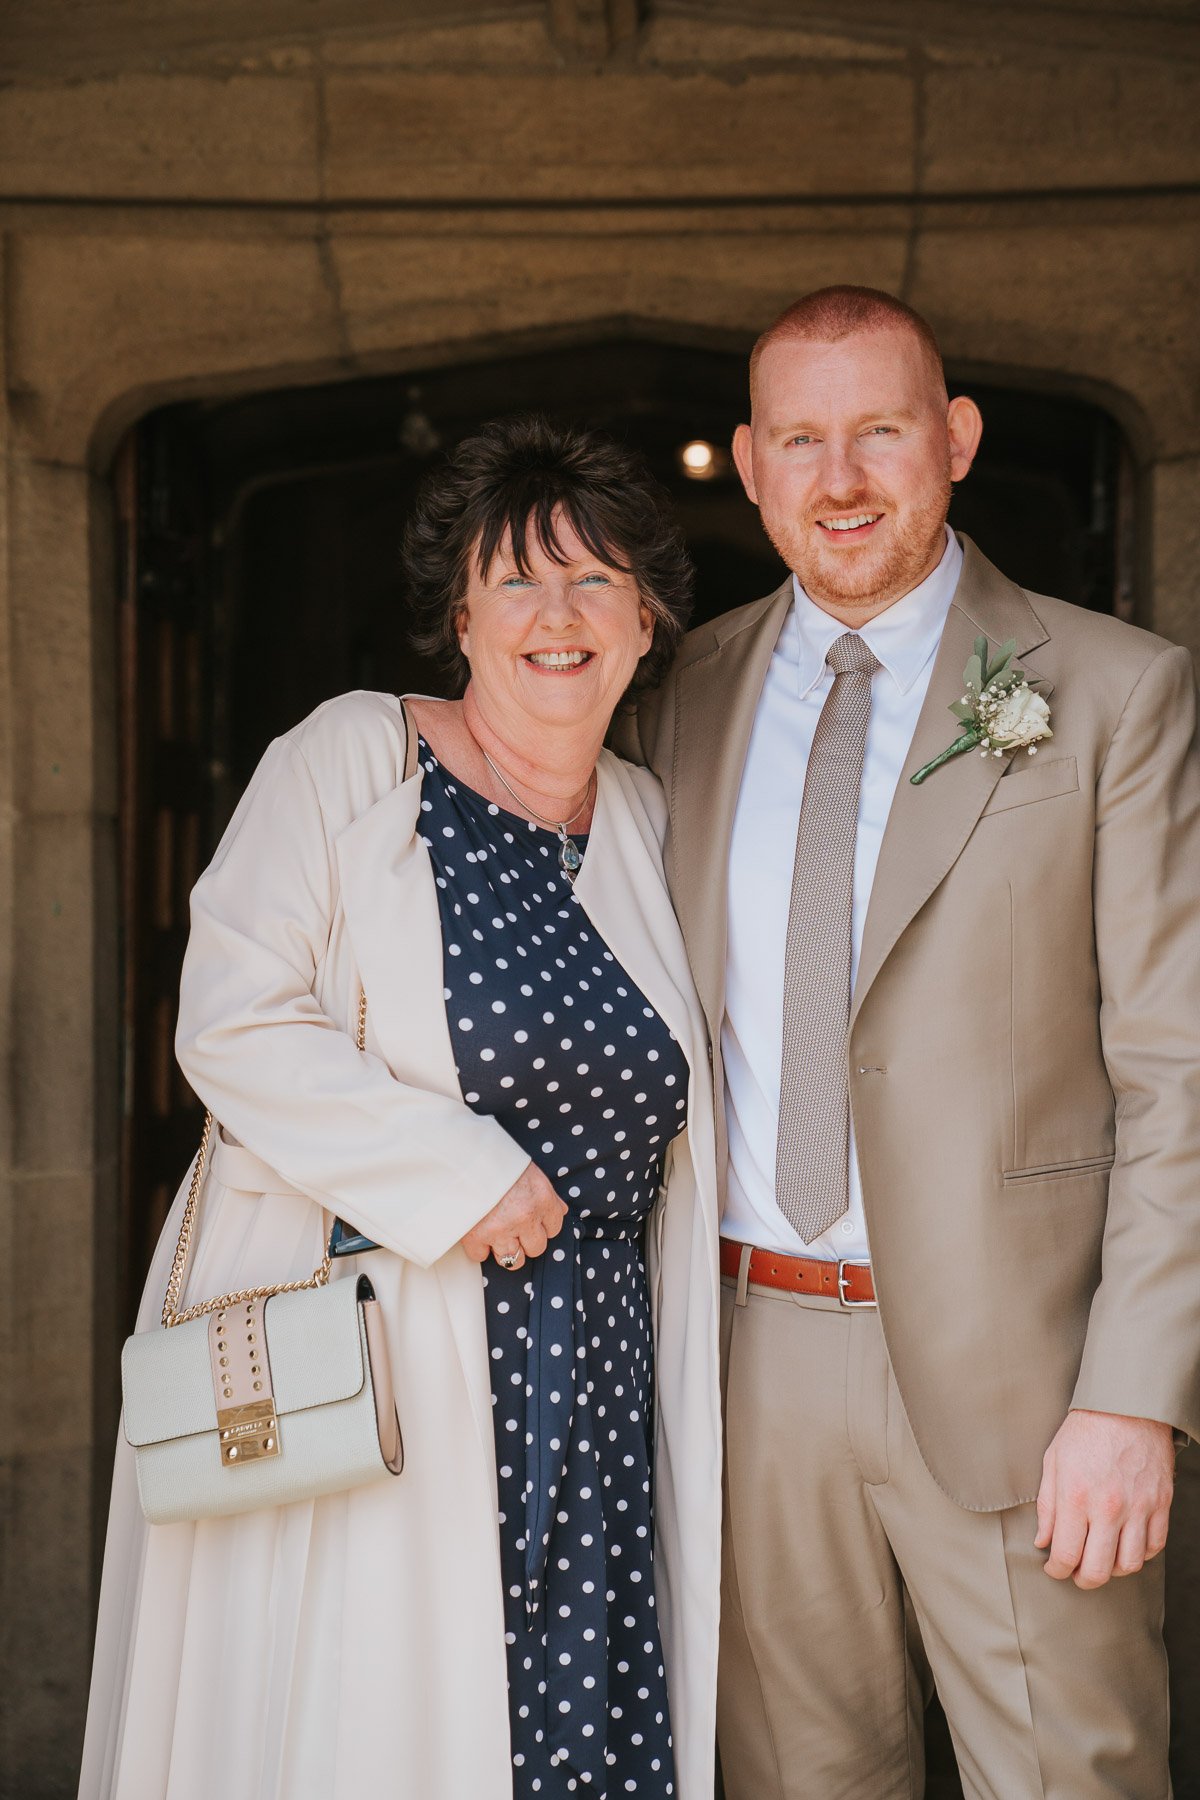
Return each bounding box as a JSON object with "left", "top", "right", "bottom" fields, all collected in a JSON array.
[{"left": 120, "top": 995, "right": 404, "bottom": 1526}]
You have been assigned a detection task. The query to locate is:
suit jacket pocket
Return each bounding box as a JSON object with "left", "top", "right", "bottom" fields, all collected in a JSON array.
[
  {"left": 981, "top": 755, "right": 1079, "bottom": 816},
  {"left": 1003, "top": 1152, "right": 1114, "bottom": 1185}
]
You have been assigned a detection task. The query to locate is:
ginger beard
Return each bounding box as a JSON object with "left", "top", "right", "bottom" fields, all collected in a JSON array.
[{"left": 762, "top": 461, "right": 953, "bottom": 614}]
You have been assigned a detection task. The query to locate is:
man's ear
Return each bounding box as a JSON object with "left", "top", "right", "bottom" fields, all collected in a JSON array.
[
  {"left": 947, "top": 394, "right": 983, "bottom": 483},
  {"left": 732, "top": 423, "right": 759, "bottom": 506}
]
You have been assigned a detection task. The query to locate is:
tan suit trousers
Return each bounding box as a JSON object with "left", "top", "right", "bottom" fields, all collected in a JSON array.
[{"left": 717, "top": 1270, "right": 1171, "bottom": 1800}]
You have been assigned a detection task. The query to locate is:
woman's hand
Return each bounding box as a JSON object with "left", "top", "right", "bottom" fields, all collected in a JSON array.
[{"left": 459, "top": 1162, "right": 568, "bottom": 1271}]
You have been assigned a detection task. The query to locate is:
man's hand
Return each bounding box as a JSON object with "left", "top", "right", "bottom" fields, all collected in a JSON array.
[
  {"left": 1035, "top": 1409, "right": 1175, "bottom": 1589},
  {"left": 459, "top": 1161, "right": 568, "bottom": 1271}
]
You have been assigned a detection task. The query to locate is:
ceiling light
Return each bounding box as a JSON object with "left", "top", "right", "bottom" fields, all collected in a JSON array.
[{"left": 679, "top": 439, "right": 718, "bottom": 480}]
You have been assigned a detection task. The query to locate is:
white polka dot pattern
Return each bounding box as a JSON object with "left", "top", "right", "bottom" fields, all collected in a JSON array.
[{"left": 419, "top": 742, "right": 684, "bottom": 1800}]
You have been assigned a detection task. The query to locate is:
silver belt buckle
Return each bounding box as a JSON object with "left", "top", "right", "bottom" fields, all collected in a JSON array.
[{"left": 837, "top": 1259, "right": 877, "bottom": 1309}]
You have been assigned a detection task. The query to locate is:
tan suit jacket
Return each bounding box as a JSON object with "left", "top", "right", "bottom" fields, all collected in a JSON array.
[{"left": 616, "top": 535, "right": 1200, "bottom": 1510}]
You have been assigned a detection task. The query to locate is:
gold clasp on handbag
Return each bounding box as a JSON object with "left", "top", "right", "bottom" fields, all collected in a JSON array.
[
  {"left": 208, "top": 1302, "right": 282, "bottom": 1466},
  {"left": 217, "top": 1398, "right": 281, "bottom": 1465}
]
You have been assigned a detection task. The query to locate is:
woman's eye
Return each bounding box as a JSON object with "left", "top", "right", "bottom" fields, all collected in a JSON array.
[
  {"left": 500, "top": 575, "right": 534, "bottom": 589},
  {"left": 578, "top": 573, "right": 611, "bottom": 587}
]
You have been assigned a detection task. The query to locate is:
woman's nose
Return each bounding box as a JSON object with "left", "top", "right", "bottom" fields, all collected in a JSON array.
[{"left": 537, "top": 578, "right": 582, "bottom": 626}]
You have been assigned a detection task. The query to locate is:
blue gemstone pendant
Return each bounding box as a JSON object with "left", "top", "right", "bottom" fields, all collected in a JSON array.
[{"left": 558, "top": 831, "right": 583, "bottom": 880}]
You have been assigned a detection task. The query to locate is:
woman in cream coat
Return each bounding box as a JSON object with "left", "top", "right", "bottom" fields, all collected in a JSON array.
[{"left": 80, "top": 419, "right": 721, "bottom": 1800}]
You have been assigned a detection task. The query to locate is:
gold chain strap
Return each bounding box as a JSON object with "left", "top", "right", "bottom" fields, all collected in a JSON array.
[{"left": 161, "top": 990, "right": 368, "bottom": 1328}]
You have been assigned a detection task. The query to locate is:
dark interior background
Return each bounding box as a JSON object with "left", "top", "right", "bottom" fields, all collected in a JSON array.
[
  {"left": 201, "top": 342, "right": 1133, "bottom": 799},
  {"left": 119, "top": 334, "right": 1137, "bottom": 1317},
  {"left": 115, "top": 342, "right": 1139, "bottom": 1800}
]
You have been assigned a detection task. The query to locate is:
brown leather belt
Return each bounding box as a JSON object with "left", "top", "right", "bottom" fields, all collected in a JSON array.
[{"left": 719, "top": 1237, "right": 877, "bottom": 1308}]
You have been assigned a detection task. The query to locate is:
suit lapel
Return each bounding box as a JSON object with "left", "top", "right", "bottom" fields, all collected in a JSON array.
[
  {"left": 573, "top": 753, "right": 721, "bottom": 1247},
  {"left": 851, "top": 538, "right": 1052, "bottom": 1025},
  {"left": 670, "top": 579, "right": 793, "bottom": 1041},
  {"left": 335, "top": 771, "right": 460, "bottom": 1103},
  {"left": 574, "top": 758, "right": 694, "bottom": 1053}
]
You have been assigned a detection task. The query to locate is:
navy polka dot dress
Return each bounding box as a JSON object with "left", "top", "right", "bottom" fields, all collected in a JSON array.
[{"left": 417, "top": 741, "right": 688, "bottom": 1799}]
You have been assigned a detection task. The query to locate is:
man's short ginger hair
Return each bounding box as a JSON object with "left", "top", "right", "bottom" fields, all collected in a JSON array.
[{"left": 749, "top": 286, "right": 947, "bottom": 407}]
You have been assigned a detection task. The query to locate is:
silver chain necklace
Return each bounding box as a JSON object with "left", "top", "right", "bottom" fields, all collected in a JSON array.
[{"left": 479, "top": 748, "right": 594, "bottom": 882}]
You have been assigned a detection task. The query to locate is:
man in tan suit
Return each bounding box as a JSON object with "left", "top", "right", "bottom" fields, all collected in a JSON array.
[{"left": 616, "top": 286, "right": 1200, "bottom": 1796}]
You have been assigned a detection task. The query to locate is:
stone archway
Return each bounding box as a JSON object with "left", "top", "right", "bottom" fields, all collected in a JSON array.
[
  {"left": 94, "top": 332, "right": 1167, "bottom": 1800},
  {"left": 2, "top": 160, "right": 1197, "bottom": 1795}
]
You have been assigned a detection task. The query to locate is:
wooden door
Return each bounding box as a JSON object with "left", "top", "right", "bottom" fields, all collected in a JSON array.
[{"left": 115, "top": 413, "right": 215, "bottom": 1329}]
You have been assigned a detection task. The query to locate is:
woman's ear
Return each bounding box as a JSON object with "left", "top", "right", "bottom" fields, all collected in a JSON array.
[
  {"left": 638, "top": 601, "right": 654, "bottom": 656},
  {"left": 455, "top": 601, "right": 470, "bottom": 661}
]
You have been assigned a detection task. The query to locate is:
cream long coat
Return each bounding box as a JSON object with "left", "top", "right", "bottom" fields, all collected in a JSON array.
[{"left": 79, "top": 692, "right": 722, "bottom": 1800}]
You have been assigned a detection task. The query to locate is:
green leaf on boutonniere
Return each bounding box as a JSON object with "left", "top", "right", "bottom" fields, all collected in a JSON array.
[
  {"left": 949, "top": 700, "right": 976, "bottom": 722},
  {"left": 984, "top": 638, "right": 1017, "bottom": 688},
  {"left": 964, "top": 652, "right": 984, "bottom": 694}
]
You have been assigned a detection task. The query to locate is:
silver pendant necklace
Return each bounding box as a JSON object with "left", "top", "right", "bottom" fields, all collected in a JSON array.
[{"left": 479, "top": 748, "right": 594, "bottom": 882}]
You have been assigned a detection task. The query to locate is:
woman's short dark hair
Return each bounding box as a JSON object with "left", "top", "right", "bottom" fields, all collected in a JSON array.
[{"left": 403, "top": 415, "right": 693, "bottom": 696}]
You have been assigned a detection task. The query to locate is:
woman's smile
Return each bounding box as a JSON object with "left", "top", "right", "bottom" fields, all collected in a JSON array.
[{"left": 522, "top": 646, "right": 596, "bottom": 673}]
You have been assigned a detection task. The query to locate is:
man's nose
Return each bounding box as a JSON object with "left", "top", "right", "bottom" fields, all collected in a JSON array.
[{"left": 818, "top": 437, "right": 868, "bottom": 498}]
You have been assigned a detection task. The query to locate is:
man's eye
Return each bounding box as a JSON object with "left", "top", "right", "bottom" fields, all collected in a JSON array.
[
  {"left": 788, "top": 436, "right": 815, "bottom": 447},
  {"left": 867, "top": 426, "right": 896, "bottom": 436}
]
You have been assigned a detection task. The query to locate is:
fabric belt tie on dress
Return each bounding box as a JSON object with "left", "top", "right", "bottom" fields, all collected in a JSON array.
[
  {"left": 524, "top": 1214, "right": 644, "bottom": 1785},
  {"left": 719, "top": 1236, "right": 877, "bottom": 1307}
]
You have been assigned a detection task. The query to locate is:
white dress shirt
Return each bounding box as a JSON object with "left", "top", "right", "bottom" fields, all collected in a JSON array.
[{"left": 721, "top": 528, "right": 962, "bottom": 1262}]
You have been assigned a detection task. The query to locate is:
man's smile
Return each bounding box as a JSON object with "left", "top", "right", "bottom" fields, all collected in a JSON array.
[{"left": 816, "top": 512, "right": 884, "bottom": 538}]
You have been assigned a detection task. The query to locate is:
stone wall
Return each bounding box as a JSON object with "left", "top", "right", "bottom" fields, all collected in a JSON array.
[{"left": 1, "top": 4, "right": 1197, "bottom": 1792}]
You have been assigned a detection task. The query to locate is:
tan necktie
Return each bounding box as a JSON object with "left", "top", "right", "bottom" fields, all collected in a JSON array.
[{"left": 776, "top": 631, "right": 881, "bottom": 1244}]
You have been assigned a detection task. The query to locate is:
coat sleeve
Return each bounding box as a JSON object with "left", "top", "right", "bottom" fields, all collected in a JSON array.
[
  {"left": 1070, "top": 645, "right": 1200, "bottom": 1436},
  {"left": 175, "top": 734, "right": 532, "bottom": 1269}
]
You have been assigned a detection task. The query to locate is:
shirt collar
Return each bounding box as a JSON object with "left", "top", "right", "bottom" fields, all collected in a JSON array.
[{"left": 789, "top": 526, "right": 962, "bottom": 700}]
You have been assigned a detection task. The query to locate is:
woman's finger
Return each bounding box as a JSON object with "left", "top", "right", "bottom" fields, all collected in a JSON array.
[
  {"left": 519, "top": 1224, "right": 549, "bottom": 1260},
  {"left": 544, "top": 1201, "right": 567, "bottom": 1238},
  {"left": 492, "top": 1245, "right": 526, "bottom": 1271}
]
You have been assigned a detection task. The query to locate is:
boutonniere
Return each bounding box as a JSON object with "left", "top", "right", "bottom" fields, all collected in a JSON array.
[{"left": 911, "top": 635, "right": 1053, "bottom": 786}]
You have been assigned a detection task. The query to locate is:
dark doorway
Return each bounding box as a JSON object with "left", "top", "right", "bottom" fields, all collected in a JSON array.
[
  {"left": 122, "top": 342, "right": 1135, "bottom": 858},
  {"left": 113, "top": 343, "right": 1139, "bottom": 1800},
  {"left": 115, "top": 336, "right": 1138, "bottom": 1313}
]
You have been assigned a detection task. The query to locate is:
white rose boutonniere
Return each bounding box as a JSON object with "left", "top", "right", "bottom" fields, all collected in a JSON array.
[
  {"left": 990, "top": 685, "right": 1052, "bottom": 747},
  {"left": 911, "top": 635, "right": 1053, "bottom": 786}
]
